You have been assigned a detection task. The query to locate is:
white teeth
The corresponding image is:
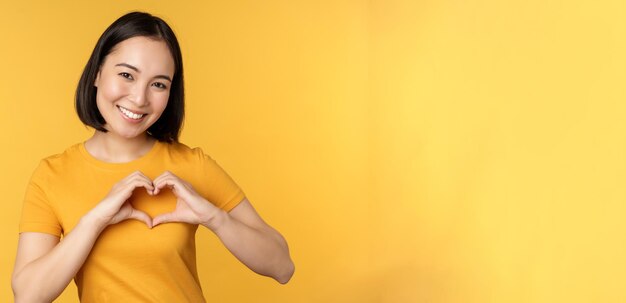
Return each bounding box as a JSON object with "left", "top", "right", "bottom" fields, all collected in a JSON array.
[{"left": 118, "top": 106, "right": 145, "bottom": 120}]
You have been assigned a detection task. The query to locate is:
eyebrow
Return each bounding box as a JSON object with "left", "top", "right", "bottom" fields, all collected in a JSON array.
[{"left": 115, "top": 63, "right": 173, "bottom": 82}]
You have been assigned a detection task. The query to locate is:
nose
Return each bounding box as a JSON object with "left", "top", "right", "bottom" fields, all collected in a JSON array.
[{"left": 129, "top": 84, "right": 149, "bottom": 107}]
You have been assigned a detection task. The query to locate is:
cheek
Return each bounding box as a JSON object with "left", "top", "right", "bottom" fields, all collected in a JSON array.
[
  {"left": 98, "top": 78, "right": 127, "bottom": 102},
  {"left": 151, "top": 92, "right": 170, "bottom": 113}
]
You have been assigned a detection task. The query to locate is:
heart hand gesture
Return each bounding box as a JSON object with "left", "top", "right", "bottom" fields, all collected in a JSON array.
[
  {"left": 151, "top": 171, "right": 221, "bottom": 228},
  {"left": 89, "top": 171, "right": 154, "bottom": 229}
]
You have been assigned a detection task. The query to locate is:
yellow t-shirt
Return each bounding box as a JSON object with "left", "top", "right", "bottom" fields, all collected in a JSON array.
[{"left": 19, "top": 140, "right": 246, "bottom": 302}]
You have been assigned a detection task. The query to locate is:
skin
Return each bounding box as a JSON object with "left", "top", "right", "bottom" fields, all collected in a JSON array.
[{"left": 12, "top": 36, "right": 294, "bottom": 303}]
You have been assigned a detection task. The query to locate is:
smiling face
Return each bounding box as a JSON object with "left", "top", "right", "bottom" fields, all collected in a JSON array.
[{"left": 94, "top": 36, "right": 175, "bottom": 139}]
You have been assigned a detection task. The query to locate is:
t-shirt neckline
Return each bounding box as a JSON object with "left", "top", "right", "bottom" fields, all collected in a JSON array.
[{"left": 78, "top": 139, "right": 163, "bottom": 170}]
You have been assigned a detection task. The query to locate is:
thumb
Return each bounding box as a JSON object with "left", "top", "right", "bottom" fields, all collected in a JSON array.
[
  {"left": 127, "top": 208, "right": 153, "bottom": 229},
  {"left": 153, "top": 212, "right": 177, "bottom": 227}
]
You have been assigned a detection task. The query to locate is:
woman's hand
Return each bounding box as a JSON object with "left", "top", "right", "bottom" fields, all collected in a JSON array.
[
  {"left": 151, "top": 171, "right": 221, "bottom": 228},
  {"left": 87, "top": 171, "right": 154, "bottom": 229}
]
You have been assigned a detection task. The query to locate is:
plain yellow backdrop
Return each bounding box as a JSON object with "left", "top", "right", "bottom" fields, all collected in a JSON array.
[{"left": 1, "top": 1, "right": 625, "bottom": 302}]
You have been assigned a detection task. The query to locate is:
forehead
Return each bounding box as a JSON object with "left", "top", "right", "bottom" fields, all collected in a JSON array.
[{"left": 104, "top": 36, "right": 175, "bottom": 75}]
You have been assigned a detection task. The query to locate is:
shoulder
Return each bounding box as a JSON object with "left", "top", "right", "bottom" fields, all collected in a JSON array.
[
  {"left": 29, "top": 143, "right": 82, "bottom": 182},
  {"left": 38, "top": 143, "right": 82, "bottom": 170},
  {"left": 161, "top": 141, "right": 215, "bottom": 163}
]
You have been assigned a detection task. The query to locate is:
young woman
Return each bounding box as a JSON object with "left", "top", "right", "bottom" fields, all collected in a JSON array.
[{"left": 12, "top": 11, "right": 294, "bottom": 302}]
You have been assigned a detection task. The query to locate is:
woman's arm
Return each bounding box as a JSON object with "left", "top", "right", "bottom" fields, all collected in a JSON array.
[
  {"left": 12, "top": 214, "right": 106, "bottom": 303},
  {"left": 13, "top": 170, "right": 155, "bottom": 302},
  {"left": 204, "top": 198, "right": 295, "bottom": 284},
  {"left": 150, "top": 172, "right": 295, "bottom": 284}
]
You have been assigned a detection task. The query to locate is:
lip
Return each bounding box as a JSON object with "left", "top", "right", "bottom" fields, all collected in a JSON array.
[
  {"left": 117, "top": 105, "right": 146, "bottom": 115},
  {"left": 117, "top": 105, "right": 146, "bottom": 123}
]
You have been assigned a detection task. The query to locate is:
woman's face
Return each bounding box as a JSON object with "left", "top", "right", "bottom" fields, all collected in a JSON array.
[{"left": 94, "top": 36, "right": 175, "bottom": 139}]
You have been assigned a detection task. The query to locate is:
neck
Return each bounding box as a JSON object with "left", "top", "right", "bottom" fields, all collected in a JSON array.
[{"left": 85, "top": 131, "right": 156, "bottom": 163}]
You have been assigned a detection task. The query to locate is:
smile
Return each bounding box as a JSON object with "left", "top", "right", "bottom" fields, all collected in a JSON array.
[{"left": 117, "top": 105, "right": 146, "bottom": 120}]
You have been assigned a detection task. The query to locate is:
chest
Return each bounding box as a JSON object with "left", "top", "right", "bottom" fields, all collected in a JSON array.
[{"left": 52, "top": 177, "right": 198, "bottom": 265}]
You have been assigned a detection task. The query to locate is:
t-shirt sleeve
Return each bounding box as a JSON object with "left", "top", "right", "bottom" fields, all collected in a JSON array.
[
  {"left": 18, "top": 160, "right": 62, "bottom": 237},
  {"left": 197, "top": 150, "right": 246, "bottom": 213}
]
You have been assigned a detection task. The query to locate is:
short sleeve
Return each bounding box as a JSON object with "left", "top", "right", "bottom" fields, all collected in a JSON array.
[
  {"left": 198, "top": 150, "right": 246, "bottom": 213},
  {"left": 18, "top": 161, "right": 62, "bottom": 237}
]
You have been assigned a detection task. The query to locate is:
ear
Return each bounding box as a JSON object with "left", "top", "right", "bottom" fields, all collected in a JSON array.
[{"left": 94, "top": 69, "right": 101, "bottom": 87}]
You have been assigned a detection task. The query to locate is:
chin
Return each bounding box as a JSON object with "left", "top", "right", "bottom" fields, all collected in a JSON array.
[{"left": 109, "top": 126, "right": 147, "bottom": 139}]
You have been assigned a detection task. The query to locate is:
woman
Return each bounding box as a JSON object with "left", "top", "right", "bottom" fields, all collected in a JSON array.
[{"left": 12, "top": 11, "right": 294, "bottom": 302}]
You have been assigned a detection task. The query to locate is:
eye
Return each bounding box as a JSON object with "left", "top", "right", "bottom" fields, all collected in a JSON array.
[
  {"left": 152, "top": 82, "right": 167, "bottom": 89},
  {"left": 118, "top": 72, "right": 133, "bottom": 80}
]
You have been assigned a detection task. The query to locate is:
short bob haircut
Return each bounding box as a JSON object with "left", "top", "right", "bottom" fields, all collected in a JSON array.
[{"left": 75, "top": 11, "right": 184, "bottom": 143}]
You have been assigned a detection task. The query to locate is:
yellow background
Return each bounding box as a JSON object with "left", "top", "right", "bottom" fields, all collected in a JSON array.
[{"left": 1, "top": 0, "right": 625, "bottom": 302}]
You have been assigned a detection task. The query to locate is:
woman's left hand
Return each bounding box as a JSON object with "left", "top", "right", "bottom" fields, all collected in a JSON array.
[{"left": 151, "top": 171, "right": 220, "bottom": 228}]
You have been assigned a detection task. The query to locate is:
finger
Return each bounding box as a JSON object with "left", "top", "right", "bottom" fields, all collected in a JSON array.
[
  {"left": 128, "top": 170, "right": 151, "bottom": 178},
  {"left": 125, "top": 173, "right": 154, "bottom": 186},
  {"left": 154, "top": 178, "right": 189, "bottom": 197},
  {"left": 137, "top": 172, "right": 155, "bottom": 193},
  {"left": 152, "top": 171, "right": 176, "bottom": 193},
  {"left": 152, "top": 170, "right": 173, "bottom": 184},
  {"left": 111, "top": 179, "right": 154, "bottom": 202},
  {"left": 152, "top": 212, "right": 177, "bottom": 227},
  {"left": 153, "top": 176, "right": 179, "bottom": 195},
  {"left": 127, "top": 208, "right": 153, "bottom": 229},
  {"left": 124, "top": 171, "right": 155, "bottom": 191},
  {"left": 124, "top": 170, "right": 148, "bottom": 182},
  {"left": 126, "top": 178, "right": 155, "bottom": 195},
  {"left": 151, "top": 174, "right": 165, "bottom": 195}
]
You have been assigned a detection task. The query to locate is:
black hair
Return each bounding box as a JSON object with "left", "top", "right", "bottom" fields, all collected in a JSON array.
[{"left": 75, "top": 11, "right": 184, "bottom": 143}]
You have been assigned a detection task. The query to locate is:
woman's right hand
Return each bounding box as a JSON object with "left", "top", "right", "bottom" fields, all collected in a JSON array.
[{"left": 87, "top": 171, "right": 154, "bottom": 229}]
